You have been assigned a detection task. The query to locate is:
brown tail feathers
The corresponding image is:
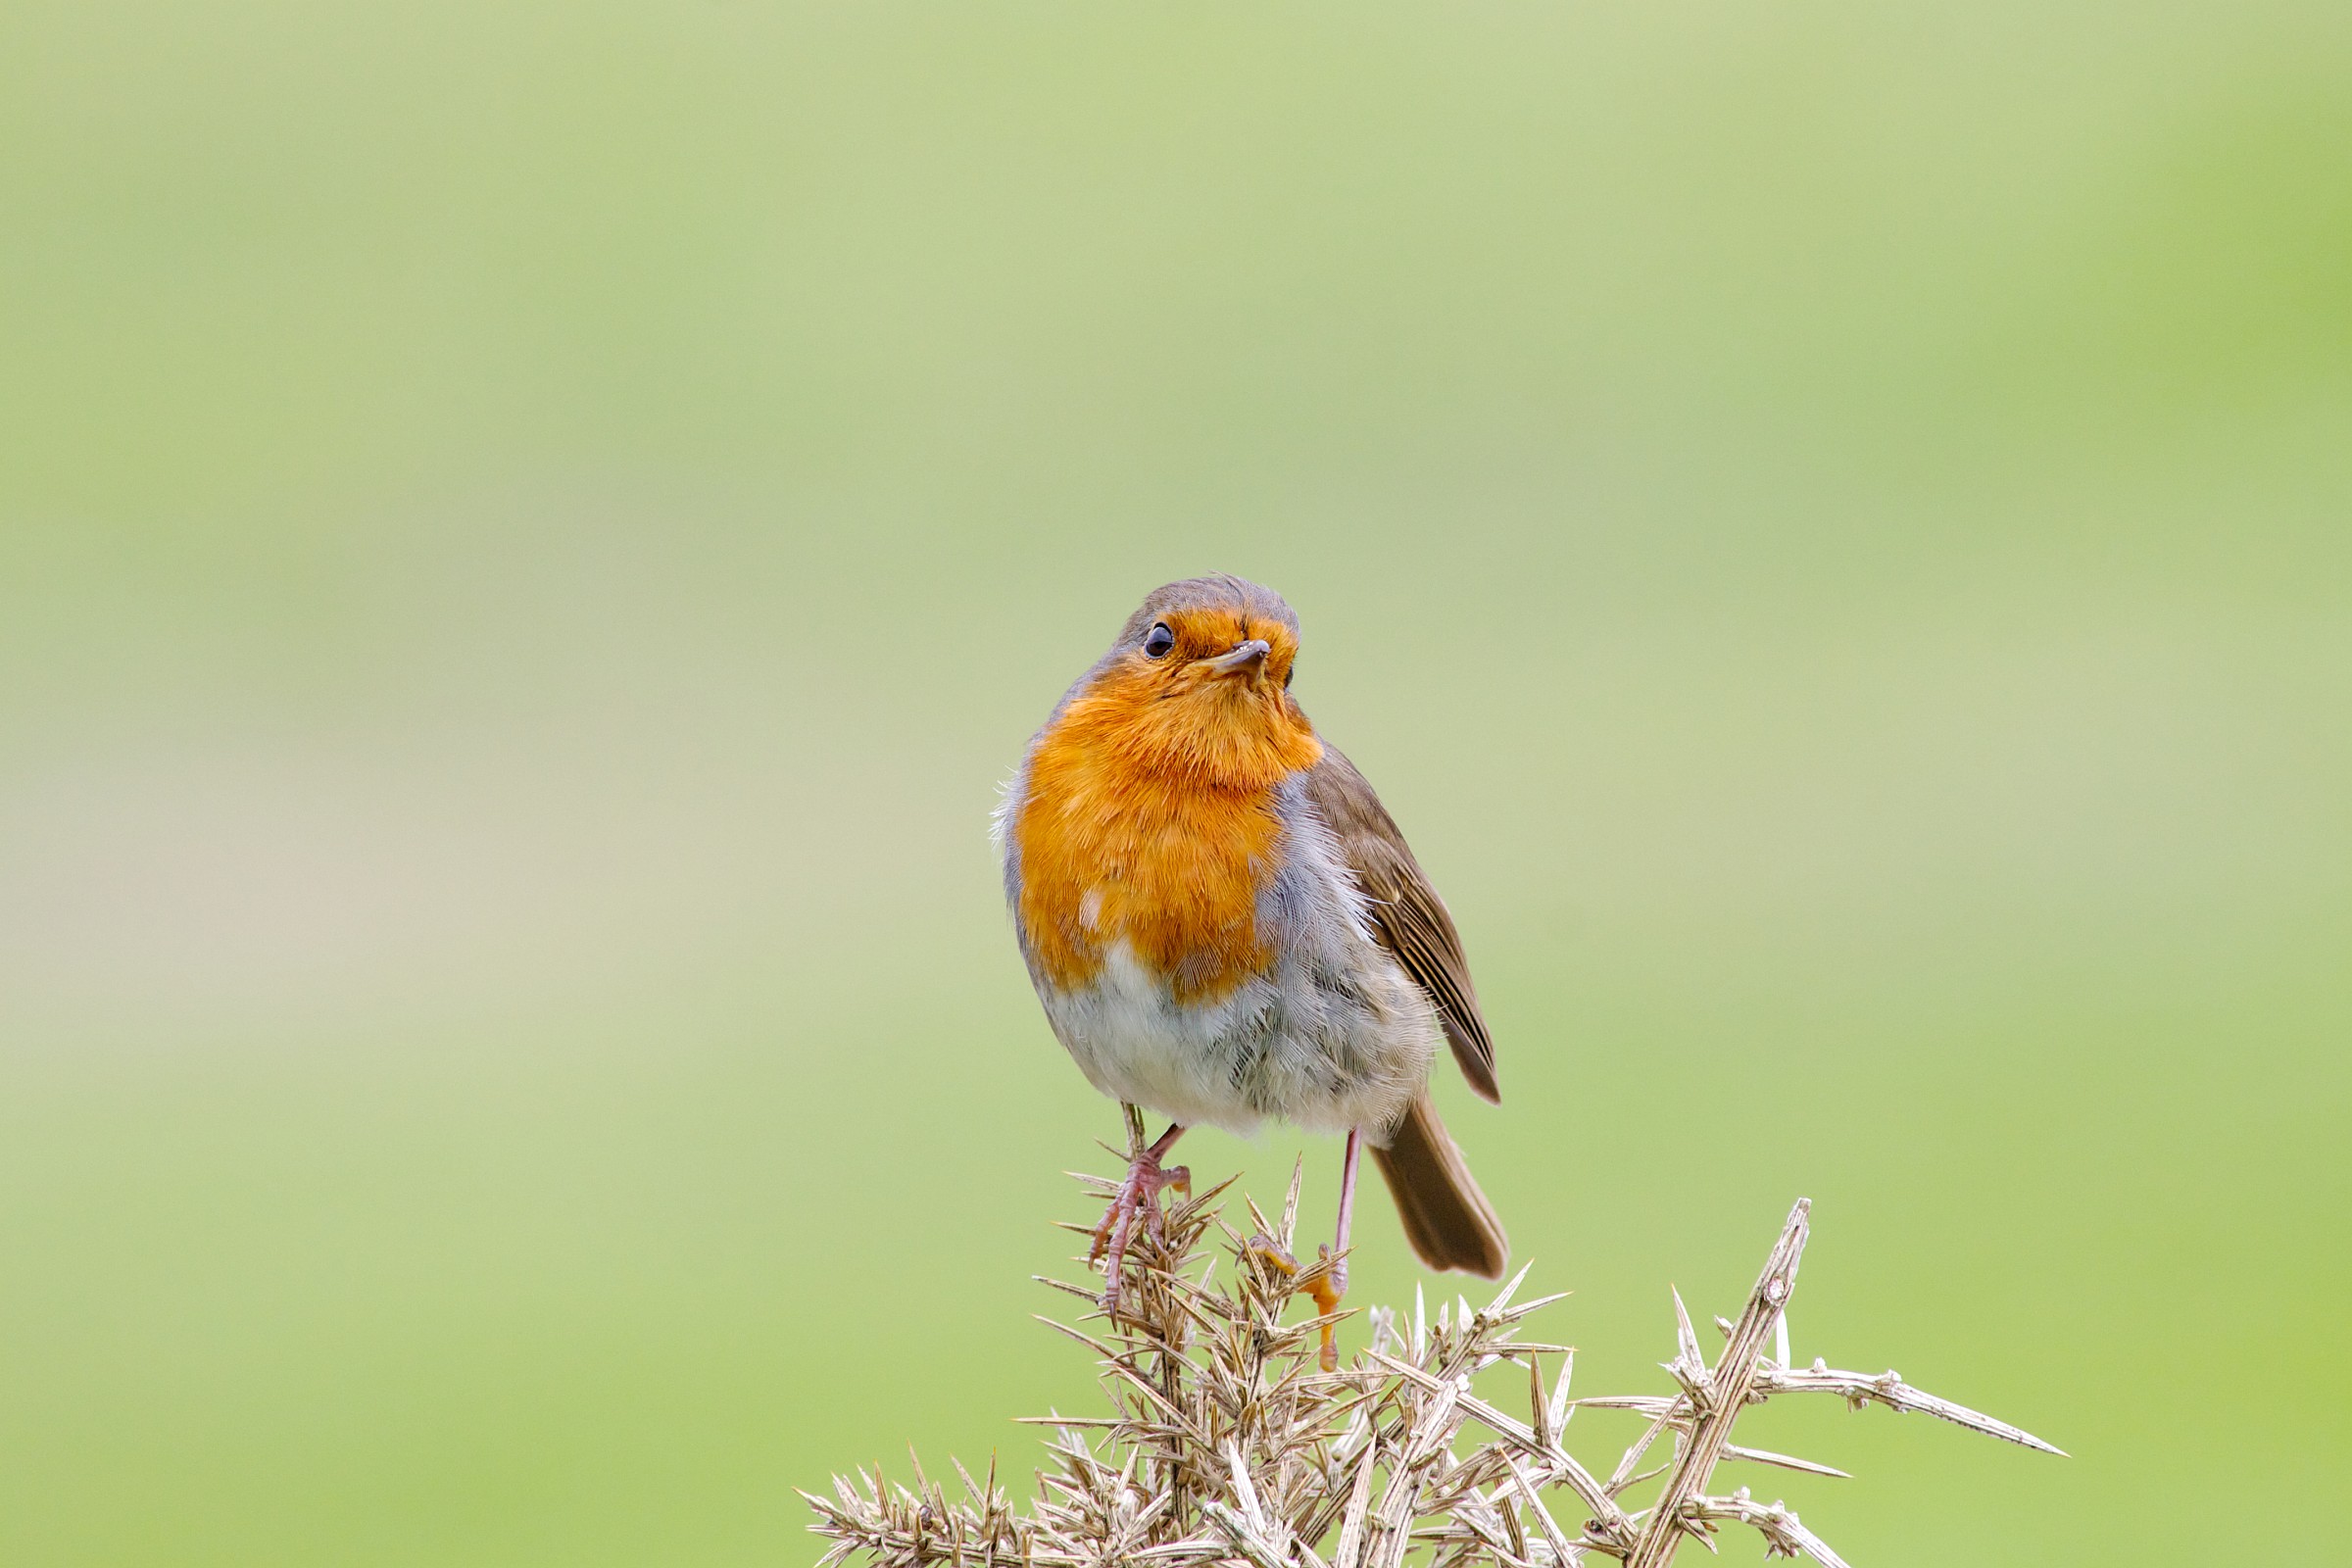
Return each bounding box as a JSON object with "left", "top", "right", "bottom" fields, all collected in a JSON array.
[{"left": 1371, "top": 1094, "right": 1508, "bottom": 1279}]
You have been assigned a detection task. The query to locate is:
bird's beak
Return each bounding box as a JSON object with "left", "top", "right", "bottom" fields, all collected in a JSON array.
[{"left": 1207, "top": 638, "right": 1272, "bottom": 679}]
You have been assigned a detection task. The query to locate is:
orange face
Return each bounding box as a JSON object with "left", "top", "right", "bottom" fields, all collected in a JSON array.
[
  {"left": 1065, "top": 603, "right": 1317, "bottom": 785},
  {"left": 1015, "top": 602, "right": 1323, "bottom": 1002}
]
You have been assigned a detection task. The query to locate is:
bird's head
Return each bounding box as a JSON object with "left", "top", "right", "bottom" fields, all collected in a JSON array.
[{"left": 1053, "top": 574, "right": 1322, "bottom": 787}]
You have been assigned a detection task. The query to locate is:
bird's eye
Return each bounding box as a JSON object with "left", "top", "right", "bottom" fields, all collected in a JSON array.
[{"left": 1144, "top": 623, "right": 1175, "bottom": 659}]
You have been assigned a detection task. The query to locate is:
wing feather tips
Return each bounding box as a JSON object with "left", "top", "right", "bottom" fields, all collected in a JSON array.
[{"left": 1440, "top": 1014, "right": 1502, "bottom": 1104}]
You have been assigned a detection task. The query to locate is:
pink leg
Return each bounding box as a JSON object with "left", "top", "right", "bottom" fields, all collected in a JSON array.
[
  {"left": 1089, "top": 1117, "right": 1188, "bottom": 1317},
  {"left": 1329, "top": 1126, "right": 1363, "bottom": 1299},
  {"left": 1284, "top": 1127, "right": 1366, "bottom": 1372}
]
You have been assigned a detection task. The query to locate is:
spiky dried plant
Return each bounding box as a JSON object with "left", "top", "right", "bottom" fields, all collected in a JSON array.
[{"left": 806, "top": 1163, "right": 2060, "bottom": 1568}]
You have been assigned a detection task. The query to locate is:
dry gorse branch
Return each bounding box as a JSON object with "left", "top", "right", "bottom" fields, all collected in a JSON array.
[{"left": 806, "top": 1180, "right": 2059, "bottom": 1568}]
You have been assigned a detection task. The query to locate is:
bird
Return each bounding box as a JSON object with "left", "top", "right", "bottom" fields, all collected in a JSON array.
[{"left": 998, "top": 574, "right": 1507, "bottom": 1353}]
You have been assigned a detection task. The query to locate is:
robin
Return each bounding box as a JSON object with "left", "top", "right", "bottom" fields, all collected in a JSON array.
[{"left": 999, "top": 575, "right": 1507, "bottom": 1354}]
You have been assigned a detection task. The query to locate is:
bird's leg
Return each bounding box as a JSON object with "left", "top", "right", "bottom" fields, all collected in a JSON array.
[
  {"left": 1089, "top": 1108, "right": 1188, "bottom": 1318},
  {"left": 1247, "top": 1128, "right": 1363, "bottom": 1372},
  {"left": 1326, "top": 1125, "right": 1362, "bottom": 1303}
]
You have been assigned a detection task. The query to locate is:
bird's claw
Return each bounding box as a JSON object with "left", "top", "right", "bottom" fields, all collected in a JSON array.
[
  {"left": 1246, "top": 1235, "right": 1347, "bottom": 1371},
  {"left": 1090, "top": 1150, "right": 1190, "bottom": 1319}
]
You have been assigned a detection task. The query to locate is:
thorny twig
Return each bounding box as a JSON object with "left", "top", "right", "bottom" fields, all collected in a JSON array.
[{"left": 807, "top": 1180, "right": 2061, "bottom": 1568}]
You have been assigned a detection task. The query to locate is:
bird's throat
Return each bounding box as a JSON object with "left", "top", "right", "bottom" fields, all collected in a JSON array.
[{"left": 1016, "top": 688, "right": 1321, "bottom": 1002}]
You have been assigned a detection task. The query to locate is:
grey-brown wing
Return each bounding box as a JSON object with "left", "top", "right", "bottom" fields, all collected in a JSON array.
[{"left": 1303, "top": 745, "right": 1499, "bottom": 1103}]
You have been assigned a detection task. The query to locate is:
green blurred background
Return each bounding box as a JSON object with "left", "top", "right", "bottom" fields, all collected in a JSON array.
[{"left": 2, "top": 2, "right": 2346, "bottom": 1563}]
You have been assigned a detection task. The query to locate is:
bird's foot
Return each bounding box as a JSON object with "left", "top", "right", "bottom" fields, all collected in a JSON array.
[
  {"left": 1089, "top": 1146, "right": 1190, "bottom": 1320},
  {"left": 1246, "top": 1236, "right": 1347, "bottom": 1371}
]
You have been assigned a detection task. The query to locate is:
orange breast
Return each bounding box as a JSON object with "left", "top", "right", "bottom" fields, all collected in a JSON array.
[{"left": 1015, "top": 665, "right": 1323, "bottom": 1005}]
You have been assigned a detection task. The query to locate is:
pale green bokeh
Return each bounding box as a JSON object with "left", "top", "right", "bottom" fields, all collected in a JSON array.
[{"left": 1, "top": 4, "right": 2346, "bottom": 1564}]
